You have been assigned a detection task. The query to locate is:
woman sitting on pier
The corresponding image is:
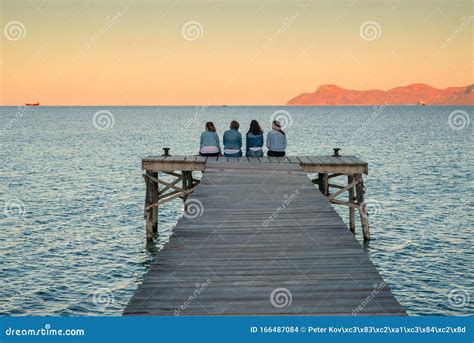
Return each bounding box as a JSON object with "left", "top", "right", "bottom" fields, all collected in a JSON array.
[
  {"left": 223, "top": 120, "right": 243, "bottom": 157},
  {"left": 199, "top": 122, "right": 221, "bottom": 157},
  {"left": 246, "top": 120, "right": 264, "bottom": 157},
  {"left": 266, "top": 120, "right": 287, "bottom": 157}
]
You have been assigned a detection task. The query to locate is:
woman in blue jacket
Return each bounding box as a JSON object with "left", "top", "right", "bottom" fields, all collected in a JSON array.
[
  {"left": 266, "top": 120, "right": 287, "bottom": 157},
  {"left": 223, "top": 120, "right": 242, "bottom": 157},
  {"left": 246, "top": 120, "right": 264, "bottom": 157},
  {"left": 199, "top": 122, "right": 221, "bottom": 157}
]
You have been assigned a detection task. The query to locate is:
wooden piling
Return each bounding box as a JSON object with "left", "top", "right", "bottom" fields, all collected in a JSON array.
[
  {"left": 182, "top": 171, "right": 192, "bottom": 216},
  {"left": 318, "top": 173, "right": 329, "bottom": 196},
  {"left": 152, "top": 172, "right": 159, "bottom": 233},
  {"left": 348, "top": 174, "right": 356, "bottom": 233},
  {"left": 181, "top": 171, "right": 188, "bottom": 200},
  {"left": 355, "top": 173, "right": 370, "bottom": 241},
  {"left": 144, "top": 170, "right": 158, "bottom": 241}
]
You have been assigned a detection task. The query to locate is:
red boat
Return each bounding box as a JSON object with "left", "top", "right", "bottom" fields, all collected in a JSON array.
[{"left": 25, "top": 102, "right": 40, "bottom": 106}]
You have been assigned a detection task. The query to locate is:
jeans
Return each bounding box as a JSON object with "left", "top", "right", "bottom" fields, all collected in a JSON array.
[
  {"left": 200, "top": 152, "right": 220, "bottom": 157},
  {"left": 267, "top": 150, "right": 285, "bottom": 157},
  {"left": 246, "top": 149, "right": 263, "bottom": 157},
  {"left": 224, "top": 150, "right": 242, "bottom": 157}
]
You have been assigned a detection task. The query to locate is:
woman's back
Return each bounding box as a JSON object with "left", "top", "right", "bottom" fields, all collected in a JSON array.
[
  {"left": 246, "top": 132, "right": 264, "bottom": 157},
  {"left": 266, "top": 130, "right": 286, "bottom": 151},
  {"left": 201, "top": 131, "right": 220, "bottom": 147},
  {"left": 246, "top": 132, "right": 263, "bottom": 148},
  {"left": 223, "top": 129, "right": 242, "bottom": 149},
  {"left": 245, "top": 119, "right": 264, "bottom": 157},
  {"left": 199, "top": 123, "right": 220, "bottom": 156}
]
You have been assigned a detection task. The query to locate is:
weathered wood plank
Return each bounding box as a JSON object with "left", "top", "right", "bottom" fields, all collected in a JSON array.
[
  {"left": 258, "top": 156, "right": 271, "bottom": 163},
  {"left": 247, "top": 157, "right": 259, "bottom": 163},
  {"left": 277, "top": 156, "right": 290, "bottom": 163},
  {"left": 286, "top": 156, "right": 300, "bottom": 164},
  {"left": 184, "top": 155, "right": 197, "bottom": 162},
  {"left": 296, "top": 156, "right": 312, "bottom": 164}
]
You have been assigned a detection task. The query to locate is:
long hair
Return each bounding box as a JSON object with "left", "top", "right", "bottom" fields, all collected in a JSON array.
[
  {"left": 247, "top": 120, "right": 263, "bottom": 135},
  {"left": 272, "top": 120, "right": 285, "bottom": 135},
  {"left": 205, "top": 121, "right": 216, "bottom": 132}
]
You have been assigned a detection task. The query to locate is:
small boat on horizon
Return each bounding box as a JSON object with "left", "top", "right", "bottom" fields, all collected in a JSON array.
[{"left": 25, "top": 102, "right": 40, "bottom": 106}]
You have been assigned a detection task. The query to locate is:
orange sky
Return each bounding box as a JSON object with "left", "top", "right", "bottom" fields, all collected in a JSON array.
[{"left": 1, "top": 0, "right": 473, "bottom": 105}]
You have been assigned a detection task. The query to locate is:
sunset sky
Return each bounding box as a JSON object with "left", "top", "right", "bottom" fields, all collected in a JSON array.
[{"left": 1, "top": 0, "right": 472, "bottom": 105}]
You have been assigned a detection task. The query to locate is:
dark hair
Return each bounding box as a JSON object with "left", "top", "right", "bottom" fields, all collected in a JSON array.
[
  {"left": 205, "top": 122, "right": 216, "bottom": 132},
  {"left": 272, "top": 120, "right": 285, "bottom": 135},
  {"left": 230, "top": 120, "right": 239, "bottom": 130},
  {"left": 247, "top": 120, "right": 263, "bottom": 135}
]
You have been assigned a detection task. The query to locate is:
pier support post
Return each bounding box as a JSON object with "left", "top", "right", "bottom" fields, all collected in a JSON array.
[
  {"left": 152, "top": 172, "right": 159, "bottom": 234},
  {"left": 144, "top": 170, "right": 159, "bottom": 242},
  {"left": 181, "top": 171, "right": 193, "bottom": 201},
  {"left": 355, "top": 173, "right": 370, "bottom": 241},
  {"left": 318, "top": 173, "right": 329, "bottom": 196},
  {"left": 348, "top": 175, "right": 356, "bottom": 234},
  {"left": 182, "top": 171, "right": 187, "bottom": 201},
  {"left": 182, "top": 171, "right": 194, "bottom": 217}
]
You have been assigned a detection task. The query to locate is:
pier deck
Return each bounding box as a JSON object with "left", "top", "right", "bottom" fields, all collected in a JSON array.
[{"left": 124, "top": 155, "right": 405, "bottom": 315}]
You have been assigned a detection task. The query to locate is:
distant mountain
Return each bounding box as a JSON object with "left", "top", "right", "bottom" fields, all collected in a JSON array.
[{"left": 286, "top": 84, "right": 474, "bottom": 105}]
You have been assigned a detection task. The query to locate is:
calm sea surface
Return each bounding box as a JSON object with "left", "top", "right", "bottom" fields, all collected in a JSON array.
[{"left": 0, "top": 106, "right": 472, "bottom": 316}]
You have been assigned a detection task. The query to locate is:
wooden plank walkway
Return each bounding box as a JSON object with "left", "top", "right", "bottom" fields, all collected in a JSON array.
[{"left": 124, "top": 160, "right": 405, "bottom": 315}]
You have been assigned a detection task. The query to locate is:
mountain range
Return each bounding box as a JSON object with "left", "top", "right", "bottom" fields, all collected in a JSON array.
[{"left": 286, "top": 84, "right": 474, "bottom": 105}]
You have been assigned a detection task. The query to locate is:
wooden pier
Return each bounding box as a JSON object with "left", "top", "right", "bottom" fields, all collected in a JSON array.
[{"left": 124, "top": 154, "right": 406, "bottom": 315}]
